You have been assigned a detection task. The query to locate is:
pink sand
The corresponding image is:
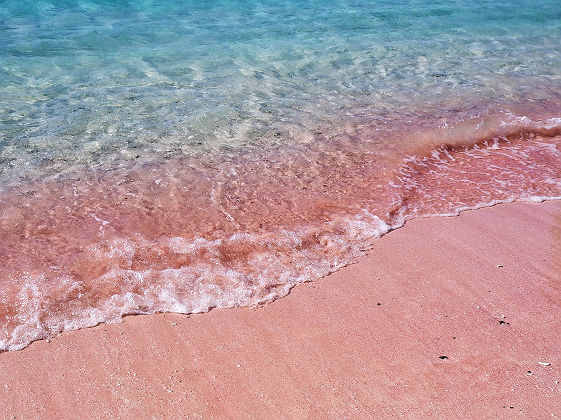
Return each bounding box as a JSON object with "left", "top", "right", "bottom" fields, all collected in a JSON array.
[{"left": 0, "top": 201, "right": 560, "bottom": 418}]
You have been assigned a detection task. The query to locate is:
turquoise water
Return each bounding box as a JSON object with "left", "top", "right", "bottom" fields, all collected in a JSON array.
[
  {"left": 1, "top": 1, "right": 561, "bottom": 351},
  {"left": 2, "top": 0, "right": 561, "bottom": 184}
]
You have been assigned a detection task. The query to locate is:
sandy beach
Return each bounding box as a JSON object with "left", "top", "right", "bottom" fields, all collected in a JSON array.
[
  {"left": 2, "top": 2, "right": 561, "bottom": 418},
  {"left": 0, "top": 200, "right": 559, "bottom": 419}
]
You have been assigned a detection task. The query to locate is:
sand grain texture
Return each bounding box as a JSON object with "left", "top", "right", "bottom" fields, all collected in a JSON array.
[{"left": 0, "top": 201, "right": 560, "bottom": 419}]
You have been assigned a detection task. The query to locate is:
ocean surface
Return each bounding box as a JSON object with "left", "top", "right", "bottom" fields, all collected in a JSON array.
[{"left": 1, "top": 0, "right": 561, "bottom": 351}]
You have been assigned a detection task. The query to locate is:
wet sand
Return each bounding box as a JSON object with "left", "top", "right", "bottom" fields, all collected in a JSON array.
[{"left": 0, "top": 200, "right": 560, "bottom": 419}]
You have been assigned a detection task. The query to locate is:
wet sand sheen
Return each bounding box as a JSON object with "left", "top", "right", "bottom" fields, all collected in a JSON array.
[{"left": 0, "top": 200, "right": 559, "bottom": 418}]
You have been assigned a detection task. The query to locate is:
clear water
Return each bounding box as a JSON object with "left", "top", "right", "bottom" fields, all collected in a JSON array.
[
  {"left": 2, "top": 0, "right": 561, "bottom": 184},
  {"left": 1, "top": 0, "right": 561, "bottom": 351}
]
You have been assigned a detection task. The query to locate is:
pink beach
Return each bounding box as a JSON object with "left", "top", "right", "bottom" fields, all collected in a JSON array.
[{"left": 1, "top": 200, "right": 559, "bottom": 418}]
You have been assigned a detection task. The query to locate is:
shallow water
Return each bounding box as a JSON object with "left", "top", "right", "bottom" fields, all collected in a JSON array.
[{"left": 1, "top": 0, "right": 561, "bottom": 351}]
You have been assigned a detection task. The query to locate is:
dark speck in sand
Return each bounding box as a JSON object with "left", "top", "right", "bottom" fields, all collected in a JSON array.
[
  {"left": 439, "top": 356, "right": 448, "bottom": 360},
  {"left": 499, "top": 320, "right": 510, "bottom": 325}
]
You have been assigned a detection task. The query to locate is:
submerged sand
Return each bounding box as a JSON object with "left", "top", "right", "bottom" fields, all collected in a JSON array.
[{"left": 0, "top": 200, "right": 560, "bottom": 418}]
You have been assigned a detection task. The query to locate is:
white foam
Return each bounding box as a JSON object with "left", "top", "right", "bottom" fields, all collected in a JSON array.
[{"left": 0, "top": 205, "right": 401, "bottom": 352}]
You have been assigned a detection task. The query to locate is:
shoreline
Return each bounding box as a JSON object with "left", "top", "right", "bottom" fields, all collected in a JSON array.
[
  {"left": 1, "top": 200, "right": 560, "bottom": 418},
  {"left": 2, "top": 117, "right": 561, "bottom": 353}
]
